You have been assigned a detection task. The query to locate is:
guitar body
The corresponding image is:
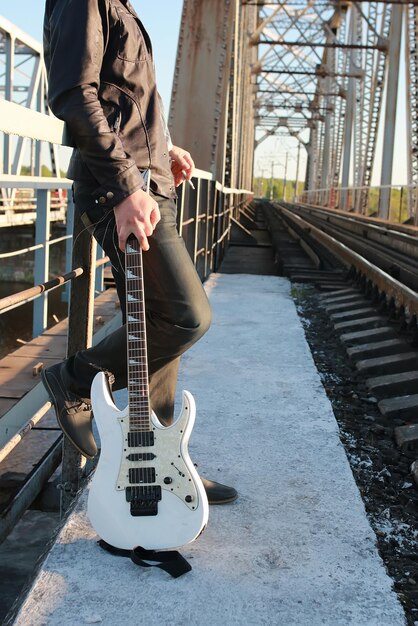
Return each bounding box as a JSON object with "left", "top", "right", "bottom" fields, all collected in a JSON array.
[{"left": 87, "top": 372, "right": 209, "bottom": 550}]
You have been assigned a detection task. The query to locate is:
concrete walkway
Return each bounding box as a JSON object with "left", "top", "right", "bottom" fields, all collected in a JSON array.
[{"left": 14, "top": 275, "right": 406, "bottom": 626}]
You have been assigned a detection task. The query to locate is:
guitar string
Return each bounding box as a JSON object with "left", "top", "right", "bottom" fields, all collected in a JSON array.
[{"left": 126, "top": 241, "right": 152, "bottom": 430}]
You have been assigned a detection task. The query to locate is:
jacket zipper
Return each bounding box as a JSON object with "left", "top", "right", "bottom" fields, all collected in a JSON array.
[
  {"left": 102, "top": 81, "right": 152, "bottom": 170},
  {"left": 113, "top": 110, "right": 122, "bottom": 135}
]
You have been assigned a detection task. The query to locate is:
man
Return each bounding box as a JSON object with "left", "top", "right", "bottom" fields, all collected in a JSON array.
[{"left": 42, "top": 0, "right": 237, "bottom": 504}]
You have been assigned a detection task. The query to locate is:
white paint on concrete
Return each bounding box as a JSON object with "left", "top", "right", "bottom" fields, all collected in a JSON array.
[{"left": 14, "top": 274, "right": 406, "bottom": 626}]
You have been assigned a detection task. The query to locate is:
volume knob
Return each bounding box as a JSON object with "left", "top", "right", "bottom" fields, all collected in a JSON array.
[
  {"left": 185, "top": 495, "right": 194, "bottom": 503},
  {"left": 164, "top": 477, "right": 173, "bottom": 484}
]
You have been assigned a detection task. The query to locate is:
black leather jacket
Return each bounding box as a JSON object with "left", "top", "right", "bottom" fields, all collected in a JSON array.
[{"left": 43, "top": 0, "right": 175, "bottom": 209}]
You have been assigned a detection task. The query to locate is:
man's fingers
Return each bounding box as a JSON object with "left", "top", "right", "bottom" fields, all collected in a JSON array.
[
  {"left": 118, "top": 226, "right": 150, "bottom": 252},
  {"left": 118, "top": 235, "right": 126, "bottom": 253},
  {"left": 137, "top": 231, "right": 150, "bottom": 252},
  {"left": 183, "top": 153, "right": 195, "bottom": 172},
  {"left": 150, "top": 204, "right": 161, "bottom": 227},
  {"left": 114, "top": 188, "right": 160, "bottom": 252}
]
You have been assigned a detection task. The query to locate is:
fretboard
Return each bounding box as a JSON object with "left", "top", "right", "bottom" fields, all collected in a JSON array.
[{"left": 125, "top": 236, "right": 150, "bottom": 431}]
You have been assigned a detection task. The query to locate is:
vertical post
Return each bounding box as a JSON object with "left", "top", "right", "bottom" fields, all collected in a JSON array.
[
  {"left": 215, "top": 190, "right": 225, "bottom": 270},
  {"left": 3, "top": 33, "right": 14, "bottom": 177},
  {"left": 320, "top": 38, "right": 334, "bottom": 206},
  {"left": 60, "top": 210, "right": 97, "bottom": 515},
  {"left": 202, "top": 179, "right": 211, "bottom": 280},
  {"left": 213, "top": 187, "right": 220, "bottom": 271},
  {"left": 283, "top": 152, "right": 288, "bottom": 201},
  {"left": 341, "top": 7, "right": 358, "bottom": 210},
  {"left": 399, "top": 186, "right": 403, "bottom": 223},
  {"left": 176, "top": 182, "right": 186, "bottom": 237},
  {"left": 379, "top": 5, "right": 403, "bottom": 219},
  {"left": 62, "top": 191, "right": 74, "bottom": 303},
  {"left": 33, "top": 189, "right": 51, "bottom": 338},
  {"left": 207, "top": 180, "right": 216, "bottom": 274},
  {"left": 35, "top": 75, "right": 44, "bottom": 176},
  {"left": 294, "top": 142, "right": 301, "bottom": 201},
  {"left": 404, "top": 5, "right": 416, "bottom": 222},
  {"left": 270, "top": 161, "right": 274, "bottom": 200},
  {"left": 193, "top": 179, "right": 201, "bottom": 268},
  {"left": 95, "top": 246, "right": 105, "bottom": 294}
]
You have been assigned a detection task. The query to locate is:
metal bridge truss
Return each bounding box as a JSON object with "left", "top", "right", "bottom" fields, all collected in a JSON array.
[
  {"left": 406, "top": 4, "right": 418, "bottom": 221},
  {"left": 250, "top": 1, "right": 416, "bottom": 222},
  {"left": 0, "top": 15, "right": 60, "bottom": 199}
]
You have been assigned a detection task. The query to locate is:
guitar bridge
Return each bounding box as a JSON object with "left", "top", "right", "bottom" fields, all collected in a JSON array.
[{"left": 126, "top": 485, "right": 162, "bottom": 517}]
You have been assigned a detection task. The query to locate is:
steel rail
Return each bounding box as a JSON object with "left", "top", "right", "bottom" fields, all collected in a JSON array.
[
  {"left": 276, "top": 203, "right": 418, "bottom": 318},
  {"left": 289, "top": 203, "right": 418, "bottom": 249},
  {"left": 285, "top": 204, "right": 418, "bottom": 271},
  {"left": 296, "top": 201, "right": 418, "bottom": 238},
  {"left": 293, "top": 211, "right": 418, "bottom": 292}
]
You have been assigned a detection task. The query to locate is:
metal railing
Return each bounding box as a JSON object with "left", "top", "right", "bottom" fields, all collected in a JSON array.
[
  {"left": 298, "top": 184, "right": 418, "bottom": 225},
  {"left": 0, "top": 99, "right": 253, "bottom": 541},
  {"left": 0, "top": 189, "right": 67, "bottom": 227}
]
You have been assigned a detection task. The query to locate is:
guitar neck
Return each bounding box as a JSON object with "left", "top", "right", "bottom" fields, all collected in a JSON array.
[{"left": 125, "top": 236, "right": 150, "bottom": 431}]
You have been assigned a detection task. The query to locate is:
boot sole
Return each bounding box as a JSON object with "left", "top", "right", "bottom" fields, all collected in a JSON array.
[{"left": 208, "top": 494, "right": 239, "bottom": 505}]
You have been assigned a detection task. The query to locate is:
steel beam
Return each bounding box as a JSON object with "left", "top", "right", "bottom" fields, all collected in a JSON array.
[
  {"left": 169, "top": 0, "right": 236, "bottom": 181},
  {"left": 0, "top": 18, "right": 60, "bottom": 184},
  {"left": 340, "top": 7, "right": 358, "bottom": 210},
  {"left": 379, "top": 5, "right": 403, "bottom": 219}
]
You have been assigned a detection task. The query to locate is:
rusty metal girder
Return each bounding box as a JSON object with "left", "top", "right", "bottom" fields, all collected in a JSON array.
[
  {"left": 169, "top": 0, "right": 257, "bottom": 191},
  {"left": 169, "top": 0, "right": 236, "bottom": 182}
]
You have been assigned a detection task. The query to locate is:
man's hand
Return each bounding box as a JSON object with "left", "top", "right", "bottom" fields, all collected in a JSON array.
[
  {"left": 114, "top": 188, "right": 161, "bottom": 252},
  {"left": 169, "top": 145, "right": 195, "bottom": 187}
]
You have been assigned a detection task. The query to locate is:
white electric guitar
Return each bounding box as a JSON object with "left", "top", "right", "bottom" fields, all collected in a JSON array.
[{"left": 87, "top": 235, "right": 209, "bottom": 550}]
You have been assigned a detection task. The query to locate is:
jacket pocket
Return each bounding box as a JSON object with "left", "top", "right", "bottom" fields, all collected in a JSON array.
[{"left": 115, "top": 7, "right": 148, "bottom": 62}]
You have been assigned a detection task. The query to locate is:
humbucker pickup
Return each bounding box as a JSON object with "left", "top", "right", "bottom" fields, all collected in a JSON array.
[
  {"left": 129, "top": 467, "right": 156, "bottom": 484},
  {"left": 127, "top": 431, "right": 154, "bottom": 447},
  {"left": 126, "top": 452, "right": 156, "bottom": 461}
]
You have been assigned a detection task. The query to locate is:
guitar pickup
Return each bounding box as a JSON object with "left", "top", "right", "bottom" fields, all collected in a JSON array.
[
  {"left": 126, "top": 452, "right": 156, "bottom": 461},
  {"left": 127, "top": 431, "right": 154, "bottom": 447},
  {"left": 129, "top": 467, "right": 156, "bottom": 484}
]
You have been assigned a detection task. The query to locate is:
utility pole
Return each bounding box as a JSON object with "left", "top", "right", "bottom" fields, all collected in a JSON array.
[
  {"left": 259, "top": 168, "right": 265, "bottom": 197},
  {"left": 294, "top": 142, "right": 301, "bottom": 201},
  {"left": 283, "top": 152, "right": 289, "bottom": 201}
]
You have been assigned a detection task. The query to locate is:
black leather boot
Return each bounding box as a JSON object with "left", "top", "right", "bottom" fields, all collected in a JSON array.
[
  {"left": 41, "top": 363, "right": 97, "bottom": 459},
  {"left": 201, "top": 478, "right": 238, "bottom": 504}
]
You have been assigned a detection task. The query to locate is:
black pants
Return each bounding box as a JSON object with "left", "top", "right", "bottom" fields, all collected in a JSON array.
[{"left": 60, "top": 183, "right": 211, "bottom": 426}]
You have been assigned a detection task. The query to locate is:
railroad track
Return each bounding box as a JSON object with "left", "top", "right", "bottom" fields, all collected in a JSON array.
[
  {"left": 279, "top": 201, "right": 418, "bottom": 293},
  {"left": 261, "top": 198, "right": 418, "bottom": 469}
]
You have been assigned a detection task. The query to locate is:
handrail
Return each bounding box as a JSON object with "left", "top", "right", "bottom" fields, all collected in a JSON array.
[
  {"left": 298, "top": 183, "right": 417, "bottom": 225},
  {"left": 0, "top": 234, "right": 72, "bottom": 260},
  {"left": 0, "top": 100, "right": 66, "bottom": 145},
  {"left": 0, "top": 268, "right": 84, "bottom": 314}
]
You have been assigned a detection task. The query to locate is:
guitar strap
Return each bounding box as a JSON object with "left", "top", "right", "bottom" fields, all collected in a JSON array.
[{"left": 98, "top": 539, "right": 192, "bottom": 578}]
